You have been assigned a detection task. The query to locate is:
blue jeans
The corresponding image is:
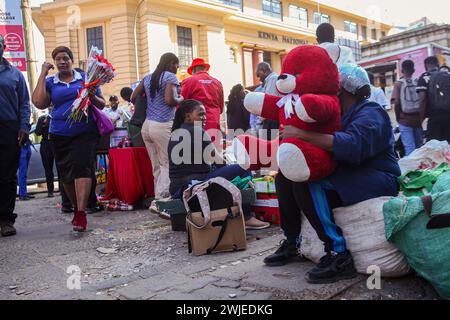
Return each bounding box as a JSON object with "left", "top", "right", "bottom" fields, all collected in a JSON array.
[
  {"left": 18, "top": 144, "right": 32, "bottom": 197},
  {"left": 399, "top": 124, "right": 423, "bottom": 156}
]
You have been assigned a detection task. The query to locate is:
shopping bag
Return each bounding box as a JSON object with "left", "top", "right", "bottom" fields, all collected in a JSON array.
[
  {"left": 91, "top": 105, "right": 114, "bottom": 136},
  {"left": 183, "top": 177, "right": 247, "bottom": 256}
]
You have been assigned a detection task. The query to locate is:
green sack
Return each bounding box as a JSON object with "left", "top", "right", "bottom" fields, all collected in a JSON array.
[
  {"left": 383, "top": 172, "right": 450, "bottom": 299},
  {"left": 432, "top": 171, "right": 450, "bottom": 194},
  {"left": 398, "top": 162, "right": 450, "bottom": 197},
  {"left": 230, "top": 176, "right": 252, "bottom": 190}
]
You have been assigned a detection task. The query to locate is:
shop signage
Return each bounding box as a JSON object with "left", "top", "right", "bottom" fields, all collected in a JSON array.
[
  {"left": 0, "top": 0, "right": 27, "bottom": 71},
  {"left": 258, "top": 31, "right": 308, "bottom": 46}
]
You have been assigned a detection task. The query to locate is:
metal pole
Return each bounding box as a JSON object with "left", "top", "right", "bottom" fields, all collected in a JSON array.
[
  {"left": 134, "top": 0, "right": 146, "bottom": 82},
  {"left": 21, "top": 0, "right": 37, "bottom": 91}
]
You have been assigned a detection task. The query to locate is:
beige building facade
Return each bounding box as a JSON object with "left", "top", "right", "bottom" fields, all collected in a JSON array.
[{"left": 33, "top": 0, "right": 391, "bottom": 98}]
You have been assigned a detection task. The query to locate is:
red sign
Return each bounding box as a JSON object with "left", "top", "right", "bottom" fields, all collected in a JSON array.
[
  {"left": 0, "top": 0, "right": 27, "bottom": 72},
  {"left": 7, "top": 57, "right": 26, "bottom": 70}
]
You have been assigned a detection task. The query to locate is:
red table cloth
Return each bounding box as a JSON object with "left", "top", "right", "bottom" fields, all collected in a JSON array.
[{"left": 104, "top": 147, "right": 155, "bottom": 205}]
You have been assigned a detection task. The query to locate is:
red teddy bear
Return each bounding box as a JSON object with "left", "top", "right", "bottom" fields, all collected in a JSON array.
[{"left": 233, "top": 45, "right": 341, "bottom": 182}]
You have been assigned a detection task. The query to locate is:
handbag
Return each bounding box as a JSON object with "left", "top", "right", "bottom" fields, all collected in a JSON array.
[
  {"left": 183, "top": 177, "right": 247, "bottom": 256},
  {"left": 91, "top": 105, "right": 114, "bottom": 136}
]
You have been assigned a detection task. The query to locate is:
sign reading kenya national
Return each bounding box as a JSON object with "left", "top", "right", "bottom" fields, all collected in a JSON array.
[
  {"left": 258, "top": 31, "right": 309, "bottom": 46},
  {"left": 0, "top": 0, "right": 27, "bottom": 71}
]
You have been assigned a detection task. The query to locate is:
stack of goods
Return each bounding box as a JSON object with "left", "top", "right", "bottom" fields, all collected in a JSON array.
[
  {"left": 98, "top": 198, "right": 133, "bottom": 211},
  {"left": 96, "top": 161, "right": 107, "bottom": 185},
  {"left": 251, "top": 173, "right": 280, "bottom": 225}
]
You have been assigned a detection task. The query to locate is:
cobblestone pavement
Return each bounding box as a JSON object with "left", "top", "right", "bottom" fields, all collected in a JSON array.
[{"left": 0, "top": 193, "right": 440, "bottom": 300}]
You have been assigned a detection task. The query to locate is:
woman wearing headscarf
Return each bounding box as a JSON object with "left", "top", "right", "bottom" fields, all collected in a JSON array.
[{"left": 264, "top": 65, "right": 401, "bottom": 284}]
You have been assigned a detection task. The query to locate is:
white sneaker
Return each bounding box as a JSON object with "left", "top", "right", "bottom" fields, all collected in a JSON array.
[{"left": 149, "top": 200, "right": 159, "bottom": 213}]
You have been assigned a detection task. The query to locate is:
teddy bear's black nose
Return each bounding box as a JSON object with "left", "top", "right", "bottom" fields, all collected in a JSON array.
[{"left": 278, "top": 74, "right": 288, "bottom": 80}]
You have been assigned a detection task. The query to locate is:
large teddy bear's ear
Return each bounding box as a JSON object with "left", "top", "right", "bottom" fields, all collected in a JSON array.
[{"left": 244, "top": 92, "right": 265, "bottom": 116}]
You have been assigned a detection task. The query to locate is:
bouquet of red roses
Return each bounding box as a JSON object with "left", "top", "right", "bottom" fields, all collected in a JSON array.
[{"left": 66, "top": 46, "right": 116, "bottom": 124}]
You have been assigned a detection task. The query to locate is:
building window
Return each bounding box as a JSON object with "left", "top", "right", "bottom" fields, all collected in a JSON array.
[
  {"left": 314, "top": 12, "right": 330, "bottom": 25},
  {"left": 177, "top": 26, "right": 194, "bottom": 68},
  {"left": 288, "top": 4, "right": 308, "bottom": 28},
  {"left": 263, "top": 51, "right": 272, "bottom": 66},
  {"left": 381, "top": 31, "right": 386, "bottom": 38},
  {"left": 337, "top": 38, "right": 361, "bottom": 61},
  {"left": 344, "top": 21, "right": 358, "bottom": 35},
  {"left": 86, "top": 26, "right": 104, "bottom": 54},
  {"left": 263, "top": 0, "right": 282, "bottom": 20},
  {"left": 361, "top": 25, "right": 367, "bottom": 39},
  {"left": 229, "top": 47, "right": 237, "bottom": 62},
  {"left": 371, "top": 28, "right": 378, "bottom": 40},
  {"left": 220, "top": 0, "right": 242, "bottom": 9}
]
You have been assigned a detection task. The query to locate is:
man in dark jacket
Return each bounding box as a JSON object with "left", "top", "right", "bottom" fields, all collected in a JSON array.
[{"left": 0, "top": 34, "right": 31, "bottom": 236}]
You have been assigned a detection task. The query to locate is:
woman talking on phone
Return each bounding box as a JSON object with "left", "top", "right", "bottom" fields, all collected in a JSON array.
[{"left": 32, "top": 46, "right": 105, "bottom": 232}]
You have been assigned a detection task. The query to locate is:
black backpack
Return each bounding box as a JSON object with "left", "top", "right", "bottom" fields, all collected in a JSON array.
[{"left": 428, "top": 71, "right": 450, "bottom": 113}]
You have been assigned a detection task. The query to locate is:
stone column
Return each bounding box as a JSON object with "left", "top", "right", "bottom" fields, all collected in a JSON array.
[
  {"left": 242, "top": 47, "right": 254, "bottom": 88},
  {"left": 252, "top": 49, "right": 264, "bottom": 84}
]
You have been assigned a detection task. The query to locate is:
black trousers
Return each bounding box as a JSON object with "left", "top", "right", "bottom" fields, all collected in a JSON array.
[
  {"left": 262, "top": 119, "right": 279, "bottom": 141},
  {"left": 275, "top": 172, "right": 346, "bottom": 253},
  {"left": 40, "top": 140, "right": 55, "bottom": 194},
  {"left": 427, "top": 117, "right": 450, "bottom": 143},
  {"left": 0, "top": 122, "right": 21, "bottom": 223}
]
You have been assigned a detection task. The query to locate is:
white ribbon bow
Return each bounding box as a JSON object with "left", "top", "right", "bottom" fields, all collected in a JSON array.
[{"left": 276, "top": 94, "right": 300, "bottom": 119}]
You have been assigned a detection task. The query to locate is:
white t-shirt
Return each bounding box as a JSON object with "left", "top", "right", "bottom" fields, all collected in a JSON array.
[
  {"left": 369, "top": 86, "right": 389, "bottom": 109},
  {"left": 103, "top": 107, "right": 124, "bottom": 127}
]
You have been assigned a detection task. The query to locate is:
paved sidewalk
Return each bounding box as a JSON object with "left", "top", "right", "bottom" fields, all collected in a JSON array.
[{"left": 0, "top": 193, "right": 439, "bottom": 300}]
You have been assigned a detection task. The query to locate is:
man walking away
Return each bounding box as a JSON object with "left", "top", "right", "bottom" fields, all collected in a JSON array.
[
  {"left": 392, "top": 60, "right": 423, "bottom": 155},
  {"left": 317, "top": 23, "right": 355, "bottom": 68},
  {"left": 181, "top": 58, "right": 224, "bottom": 138},
  {"left": 36, "top": 112, "right": 57, "bottom": 197},
  {"left": 256, "top": 62, "right": 281, "bottom": 140},
  {"left": 0, "top": 34, "right": 31, "bottom": 236},
  {"left": 417, "top": 56, "right": 450, "bottom": 143}
]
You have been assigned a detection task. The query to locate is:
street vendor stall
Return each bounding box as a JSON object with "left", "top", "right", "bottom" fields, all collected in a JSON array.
[{"left": 103, "top": 147, "right": 155, "bottom": 206}]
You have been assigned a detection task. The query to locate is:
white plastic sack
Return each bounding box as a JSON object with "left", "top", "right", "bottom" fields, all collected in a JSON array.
[
  {"left": 300, "top": 197, "right": 411, "bottom": 277},
  {"left": 398, "top": 140, "right": 450, "bottom": 174}
]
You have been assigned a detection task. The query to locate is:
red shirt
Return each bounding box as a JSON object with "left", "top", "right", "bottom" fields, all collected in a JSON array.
[{"left": 181, "top": 71, "right": 224, "bottom": 131}]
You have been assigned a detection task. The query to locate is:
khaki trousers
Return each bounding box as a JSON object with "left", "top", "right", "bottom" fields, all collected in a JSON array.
[{"left": 142, "top": 119, "right": 173, "bottom": 199}]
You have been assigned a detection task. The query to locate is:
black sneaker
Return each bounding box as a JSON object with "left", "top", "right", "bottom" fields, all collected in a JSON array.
[
  {"left": 305, "top": 251, "right": 357, "bottom": 284},
  {"left": 264, "top": 239, "right": 305, "bottom": 267}
]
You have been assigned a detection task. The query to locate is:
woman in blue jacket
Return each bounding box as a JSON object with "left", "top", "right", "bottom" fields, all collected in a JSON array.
[{"left": 264, "top": 65, "right": 401, "bottom": 284}]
